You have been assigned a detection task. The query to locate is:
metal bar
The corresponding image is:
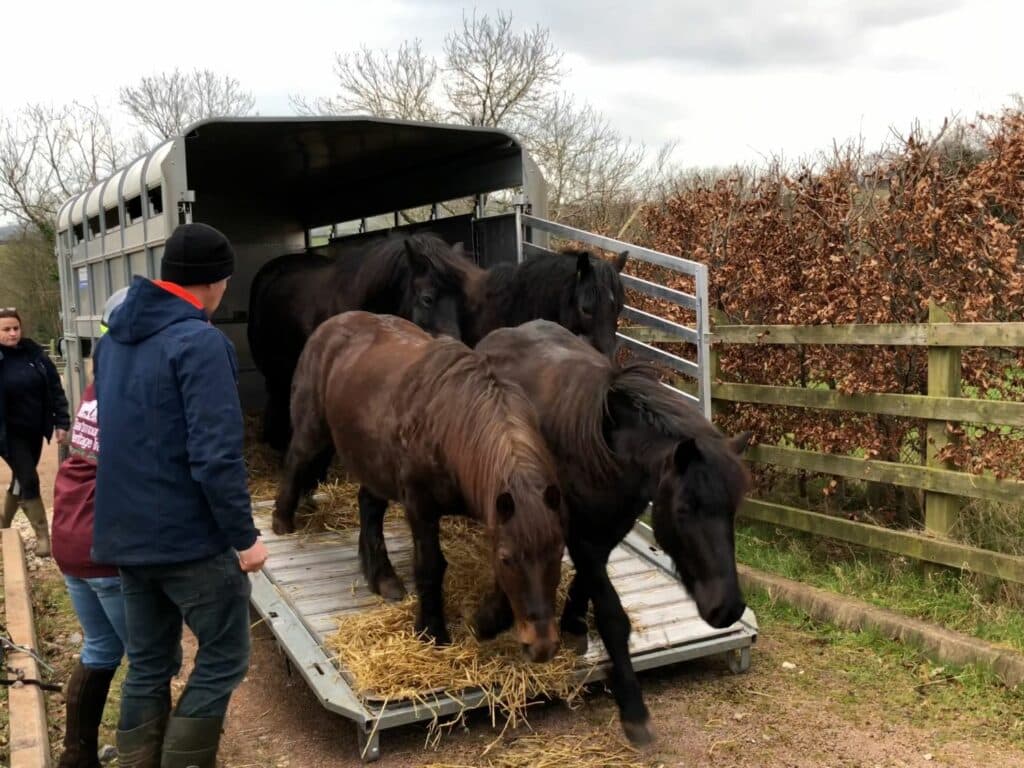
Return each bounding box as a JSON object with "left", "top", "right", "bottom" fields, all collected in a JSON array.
[
  {"left": 620, "top": 273, "right": 698, "bottom": 310},
  {"left": 617, "top": 334, "right": 699, "bottom": 377},
  {"left": 522, "top": 241, "right": 559, "bottom": 260},
  {"left": 248, "top": 570, "right": 372, "bottom": 725},
  {"left": 522, "top": 214, "right": 703, "bottom": 275},
  {"left": 695, "top": 265, "right": 712, "bottom": 419},
  {"left": 660, "top": 380, "right": 701, "bottom": 405},
  {"left": 514, "top": 207, "right": 524, "bottom": 264},
  {"left": 621, "top": 306, "right": 698, "bottom": 344}
]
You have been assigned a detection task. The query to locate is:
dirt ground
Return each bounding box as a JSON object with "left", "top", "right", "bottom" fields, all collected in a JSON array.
[{"left": 4, "top": 443, "right": 1023, "bottom": 768}]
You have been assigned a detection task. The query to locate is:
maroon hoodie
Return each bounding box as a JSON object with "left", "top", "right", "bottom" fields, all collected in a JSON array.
[{"left": 52, "top": 383, "right": 117, "bottom": 578}]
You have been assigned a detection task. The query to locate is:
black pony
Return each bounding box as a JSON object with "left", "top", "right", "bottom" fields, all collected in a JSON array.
[
  {"left": 473, "top": 320, "right": 752, "bottom": 745},
  {"left": 460, "top": 249, "right": 628, "bottom": 358},
  {"left": 247, "top": 233, "right": 470, "bottom": 451}
]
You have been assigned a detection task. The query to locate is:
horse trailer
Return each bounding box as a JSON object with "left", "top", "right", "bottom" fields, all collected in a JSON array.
[{"left": 55, "top": 117, "right": 757, "bottom": 761}]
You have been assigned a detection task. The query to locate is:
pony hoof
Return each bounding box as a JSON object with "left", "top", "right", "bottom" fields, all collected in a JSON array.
[
  {"left": 377, "top": 576, "right": 407, "bottom": 602},
  {"left": 272, "top": 516, "right": 295, "bottom": 535},
  {"left": 563, "top": 630, "right": 589, "bottom": 656},
  {"left": 622, "top": 719, "right": 655, "bottom": 747},
  {"left": 416, "top": 623, "right": 451, "bottom": 646}
]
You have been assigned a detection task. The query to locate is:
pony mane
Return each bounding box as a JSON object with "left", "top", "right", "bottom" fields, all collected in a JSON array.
[
  {"left": 531, "top": 351, "right": 622, "bottom": 485},
  {"left": 610, "top": 363, "right": 751, "bottom": 498},
  {"left": 348, "top": 232, "right": 475, "bottom": 306},
  {"left": 406, "top": 339, "right": 560, "bottom": 545}
]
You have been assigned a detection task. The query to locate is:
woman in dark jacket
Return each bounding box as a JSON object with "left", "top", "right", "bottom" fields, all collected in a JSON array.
[{"left": 0, "top": 307, "right": 71, "bottom": 556}]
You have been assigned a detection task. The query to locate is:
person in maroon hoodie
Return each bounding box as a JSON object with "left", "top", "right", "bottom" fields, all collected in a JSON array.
[{"left": 52, "top": 288, "right": 128, "bottom": 768}]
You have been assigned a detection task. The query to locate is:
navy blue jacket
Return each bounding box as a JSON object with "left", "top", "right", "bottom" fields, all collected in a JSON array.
[
  {"left": 0, "top": 337, "right": 70, "bottom": 456},
  {"left": 93, "top": 277, "right": 258, "bottom": 565}
]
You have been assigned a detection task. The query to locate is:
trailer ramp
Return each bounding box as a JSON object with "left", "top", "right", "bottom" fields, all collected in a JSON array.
[{"left": 248, "top": 508, "right": 756, "bottom": 761}]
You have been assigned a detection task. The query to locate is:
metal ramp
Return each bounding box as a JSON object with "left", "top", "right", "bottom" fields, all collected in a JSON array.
[{"left": 248, "top": 507, "right": 757, "bottom": 762}]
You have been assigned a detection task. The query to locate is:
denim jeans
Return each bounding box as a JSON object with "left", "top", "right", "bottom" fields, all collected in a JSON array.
[
  {"left": 64, "top": 575, "right": 128, "bottom": 669},
  {"left": 117, "top": 549, "right": 252, "bottom": 730}
]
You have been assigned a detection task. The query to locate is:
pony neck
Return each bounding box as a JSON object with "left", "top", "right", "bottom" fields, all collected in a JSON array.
[{"left": 608, "top": 419, "right": 679, "bottom": 501}]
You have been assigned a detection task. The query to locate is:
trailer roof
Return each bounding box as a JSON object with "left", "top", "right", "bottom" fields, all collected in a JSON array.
[{"left": 58, "top": 117, "right": 534, "bottom": 230}]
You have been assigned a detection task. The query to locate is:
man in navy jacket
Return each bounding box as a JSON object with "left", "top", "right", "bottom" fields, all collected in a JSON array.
[{"left": 94, "top": 222, "right": 268, "bottom": 768}]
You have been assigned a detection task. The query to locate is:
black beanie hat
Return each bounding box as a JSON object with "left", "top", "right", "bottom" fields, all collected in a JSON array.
[{"left": 161, "top": 223, "right": 235, "bottom": 285}]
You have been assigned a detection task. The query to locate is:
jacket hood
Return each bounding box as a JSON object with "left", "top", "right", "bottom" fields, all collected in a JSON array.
[{"left": 107, "top": 276, "right": 207, "bottom": 344}]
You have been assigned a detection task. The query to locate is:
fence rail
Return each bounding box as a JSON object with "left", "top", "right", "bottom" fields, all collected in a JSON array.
[{"left": 619, "top": 307, "right": 1024, "bottom": 584}]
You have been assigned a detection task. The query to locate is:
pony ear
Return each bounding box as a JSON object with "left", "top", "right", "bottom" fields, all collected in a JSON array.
[
  {"left": 404, "top": 240, "right": 429, "bottom": 276},
  {"left": 673, "top": 438, "right": 701, "bottom": 470},
  {"left": 496, "top": 492, "right": 516, "bottom": 524},
  {"left": 575, "top": 252, "right": 592, "bottom": 279},
  {"left": 729, "top": 430, "right": 754, "bottom": 455},
  {"left": 542, "top": 484, "right": 561, "bottom": 511},
  {"left": 613, "top": 250, "right": 629, "bottom": 273}
]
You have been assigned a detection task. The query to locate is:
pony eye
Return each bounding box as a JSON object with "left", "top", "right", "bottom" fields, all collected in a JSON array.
[{"left": 421, "top": 294, "right": 435, "bottom": 308}]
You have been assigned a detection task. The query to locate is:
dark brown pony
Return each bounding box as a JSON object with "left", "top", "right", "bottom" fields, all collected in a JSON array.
[
  {"left": 458, "top": 249, "right": 628, "bottom": 358},
  {"left": 272, "top": 312, "right": 566, "bottom": 662},
  {"left": 248, "top": 233, "right": 471, "bottom": 451},
  {"left": 473, "top": 320, "right": 752, "bottom": 744}
]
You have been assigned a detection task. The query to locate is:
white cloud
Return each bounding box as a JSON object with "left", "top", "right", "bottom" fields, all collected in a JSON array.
[{"left": 1, "top": 0, "right": 1021, "bottom": 173}]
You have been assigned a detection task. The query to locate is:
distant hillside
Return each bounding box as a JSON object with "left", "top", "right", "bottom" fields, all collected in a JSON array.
[{"left": 0, "top": 223, "right": 22, "bottom": 242}]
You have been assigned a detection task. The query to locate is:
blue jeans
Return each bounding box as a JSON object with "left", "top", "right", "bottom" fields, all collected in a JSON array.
[
  {"left": 118, "top": 549, "right": 252, "bottom": 730},
  {"left": 64, "top": 575, "right": 128, "bottom": 669}
]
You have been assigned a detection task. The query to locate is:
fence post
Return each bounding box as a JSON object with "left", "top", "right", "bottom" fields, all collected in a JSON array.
[
  {"left": 708, "top": 309, "right": 727, "bottom": 419},
  {"left": 925, "top": 302, "right": 961, "bottom": 541}
]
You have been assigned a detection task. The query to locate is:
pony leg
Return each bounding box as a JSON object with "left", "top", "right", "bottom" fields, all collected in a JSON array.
[
  {"left": 261, "top": 366, "right": 297, "bottom": 453},
  {"left": 580, "top": 547, "right": 652, "bottom": 746},
  {"left": 405, "top": 497, "right": 450, "bottom": 645},
  {"left": 559, "top": 569, "right": 591, "bottom": 656},
  {"left": 357, "top": 486, "right": 407, "bottom": 601},
  {"left": 272, "top": 407, "right": 331, "bottom": 535},
  {"left": 473, "top": 585, "right": 513, "bottom": 641}
]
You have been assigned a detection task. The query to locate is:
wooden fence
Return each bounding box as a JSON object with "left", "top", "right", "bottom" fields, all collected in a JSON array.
[{"left": 621, "top": 307, "right": 1024, "bottom": 585}]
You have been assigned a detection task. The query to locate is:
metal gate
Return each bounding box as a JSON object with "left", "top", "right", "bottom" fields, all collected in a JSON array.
[{"left": 519, "top": 214, "right": 712, "bottom": 418}]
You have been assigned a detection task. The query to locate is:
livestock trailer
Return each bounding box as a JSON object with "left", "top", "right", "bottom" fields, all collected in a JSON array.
[{"left": 55, "top": 117, "right": 757, "bottom": 761}]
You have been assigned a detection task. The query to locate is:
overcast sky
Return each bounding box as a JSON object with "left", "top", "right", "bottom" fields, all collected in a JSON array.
[{"left": 1, "top": 0, "right": 1020, "bottom": 171}]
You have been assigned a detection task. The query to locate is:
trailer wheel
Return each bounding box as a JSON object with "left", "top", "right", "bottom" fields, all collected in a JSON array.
[{"left": 726, "top": 646, "right": 751, "bottom": 674}]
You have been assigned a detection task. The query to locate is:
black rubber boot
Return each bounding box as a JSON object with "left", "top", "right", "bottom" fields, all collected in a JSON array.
[
  {"left": 117, "top": 714, "right": 169, "bottom": 768},
  {"left": 159, "top": 716, "right": 224, "bottom": 768},
  {"left": 58, "top": 663, "right": 117, "bottom": 768}
]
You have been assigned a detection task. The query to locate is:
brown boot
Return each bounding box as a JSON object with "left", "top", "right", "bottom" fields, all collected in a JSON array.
[
  {"left": 21, "top": 497, "right": 51, "bottom": 557},
  {"left": 58, "top": 662, "right": 117, "bottom": 768},
  {"left": 2, "top": 491, "right": 18, "bottom": 527}
]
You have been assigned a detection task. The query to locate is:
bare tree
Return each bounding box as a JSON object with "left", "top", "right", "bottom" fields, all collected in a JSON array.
[
  {"left": 119, "top": 68, "right": 255, "bottom": 142},
  {"left": 293, "top": 12, "right": 665, "bottom": 233},
  {"left": 522, "top": 94, "right": 646, "bottom": 232},
  {"left": 0, "top": 101, "right": 123, "bottom": 239},
  {"left": 291, "top": 40, "right": 440, "bottom": 121},
  {"left": 443, "top": 10, "right": 562, "bottom": 127},
  {"left": 0, "top": 231, "right": 62, "bottom": 341}
]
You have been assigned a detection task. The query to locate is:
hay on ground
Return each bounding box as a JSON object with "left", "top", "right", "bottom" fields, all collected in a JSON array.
[
  {"left": 422, "top": 730, "right": 651, "bottom": 768},
  {"left": 326, "top": 516, "right": 593, "bottom": 740}
]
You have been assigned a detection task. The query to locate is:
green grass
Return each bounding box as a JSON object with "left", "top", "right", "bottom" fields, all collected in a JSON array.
[
  {"left": 31, "top": 567, "right": 125, "bottom": 756},
  {"left": 737, "top": 521, "right": 1024, "bottom": 652},
  {"left": 745, "top": 587, "right": 1024, "bottom": 743}
]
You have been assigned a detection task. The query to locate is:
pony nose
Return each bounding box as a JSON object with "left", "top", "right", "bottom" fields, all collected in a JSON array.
[
  {"left": 707, "top": 599, "right": 746, "bottom": 629},
  {"left": 517, "top": 619, "right": 560, "bottom": 662},
  {"left": 693, "top": 579, "right": 746, "bottom": 628}
]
